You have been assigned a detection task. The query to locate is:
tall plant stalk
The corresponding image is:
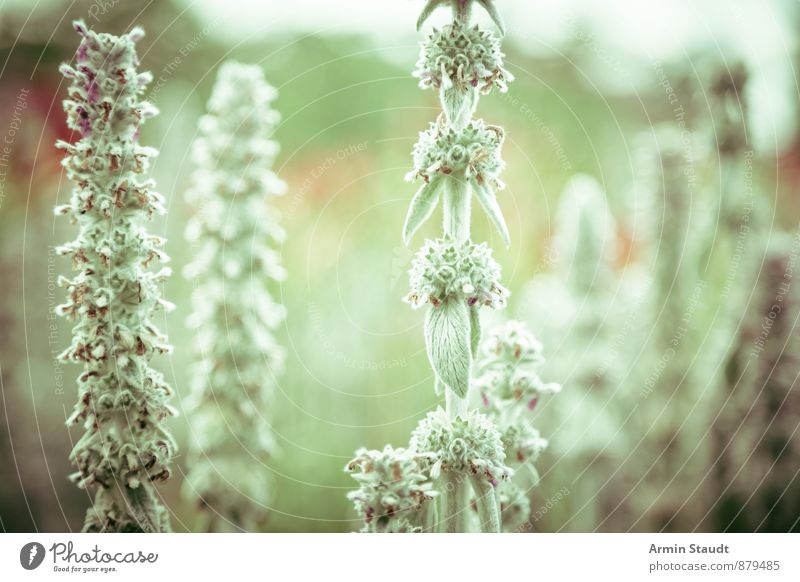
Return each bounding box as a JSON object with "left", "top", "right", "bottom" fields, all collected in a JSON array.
[
  {"left": 347, "top": 0, "right": 563, "bottom": 534},
  {"left": 54, "top": 20, "right": 176, "bottom": 532},
  {"left": 404, "top": 0, "right": 512, "bottom": 533},
  {"left": 182, "top": 62, "right": 287, "bottom": 532}
]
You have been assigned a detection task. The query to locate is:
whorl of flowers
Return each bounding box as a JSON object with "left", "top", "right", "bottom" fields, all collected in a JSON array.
[
  {"left": 501, "top": 421, "right": 548, "bottom": 465},
  {"left": 472, "top": 321, "right": 558, "bottom": 527},
  {"left": 476, "top": 320, "right": 560, "bottom": 409},
  {"left": 346, "top": 446, "right": 438, "bottom": 533},
  {"left": 403, "top": 117, "right": 509, "bottom": 247},
  {"left": 409, "top": 118, "right": 505, "bottom": 186},
  {"left": 182, "top": 61, "right": 287, "bottom": 532},
  {"left": 414, "top": 22, "right": 513, "bottom": 95},
  {"left": 410, "top": 408, "right": 511, "bottom": 486},
  {"left": 54, "top": 20, "right": 176, "bottom": 532},
  {"left": 405, "top": 237, "right": 507, "bottom": 309}
]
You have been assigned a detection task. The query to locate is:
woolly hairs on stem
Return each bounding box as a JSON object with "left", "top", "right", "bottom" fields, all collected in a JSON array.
[
  {"left": 54, "top": 20, "right": 176, "bottom": 533},
  {"left": 346, "top": 0, "right": 558, "bottom": 534}
]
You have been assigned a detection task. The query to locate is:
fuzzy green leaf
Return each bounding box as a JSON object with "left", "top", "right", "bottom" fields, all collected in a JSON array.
[
  {"left": 471, "top": 177, "right": 510, "bottom": 246},
  {"left": 403, "top": 175, "right": 443, "bottom": 245},
  {"left": 470, "top": 304, "right": 481, "bottom": 358},
  {"left": 416, "top": 0, "right": 445, "bottom": 30},
  {"left": 476, "top": 0, "right": 506, "bottom": 35},
  {"left": 424, "top": 299, "right": 472, "bottom": 398}
]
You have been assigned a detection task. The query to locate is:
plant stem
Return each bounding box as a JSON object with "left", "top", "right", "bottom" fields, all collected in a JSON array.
[
  {"left": 470, "top": 475, "right": 501, "bottom": 533},
  {"left": 441, "top": 471, "right": 471, "bottom": 532},
  {"left": 445, "top": 387, "right": 468, "bottom": 417},
  {"left": 443, "top": 178, "right": 471, "bottom": 244}
]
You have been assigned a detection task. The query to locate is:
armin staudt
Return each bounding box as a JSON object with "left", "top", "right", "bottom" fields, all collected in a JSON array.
[{"left": 649, "top": 543, "right": 730, "bottom": 554}]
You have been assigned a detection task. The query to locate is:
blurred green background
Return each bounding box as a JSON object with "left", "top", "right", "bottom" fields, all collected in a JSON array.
[{"left": 0, "top": 0, "right": 799, "bottom": 532}]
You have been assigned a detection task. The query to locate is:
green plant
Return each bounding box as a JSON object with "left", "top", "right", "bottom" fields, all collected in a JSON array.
[
  {"left": 472, "top": 321, "right": 559, "bottom": 531},
  {"left": 346, "top": 0, "right": 556, "bottom": 533},
  {"left": 520, "top": 176, "right": 631, "bottom": 530},
  {"left": 181, "top": 61, "right": 287, "bottom": 532},
  {"left": 54, "top": 20, "right": 176, "bottom": 532}
]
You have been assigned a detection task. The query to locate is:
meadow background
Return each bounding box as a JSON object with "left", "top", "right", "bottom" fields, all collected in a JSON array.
[{"left": 0, "top": 0, "right": 798, "bottom": 532}]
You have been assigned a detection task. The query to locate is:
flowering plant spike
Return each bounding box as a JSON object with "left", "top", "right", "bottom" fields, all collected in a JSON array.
[
  {"left": 182, "top": 61, "right": 287, "bottom": 532},
  {"left": 346, "top": 0, "right": 546, "bottom": 534},
  {"left": 54, "top": 20, "right": 176, "bottom": 532}
]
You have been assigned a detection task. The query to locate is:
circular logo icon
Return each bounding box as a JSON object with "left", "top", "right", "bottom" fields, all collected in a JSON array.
[{"left": 20, "top": 542, "right": 45, "bottom": 570}]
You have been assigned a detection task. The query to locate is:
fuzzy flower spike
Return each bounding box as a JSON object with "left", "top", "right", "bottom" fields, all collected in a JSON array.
[
  {"left": 55, "top": 20, "right": 176, "bottom": 532},
  {"left": 182, "top": 61, "right": 287, "bottom": 532},
  {"left": 347, "top": 0, "right": 525, "bottom": 534}
]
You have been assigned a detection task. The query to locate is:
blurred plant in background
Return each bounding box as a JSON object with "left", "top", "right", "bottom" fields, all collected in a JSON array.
[
  {"left": 54, "top": 21, "right": 177, "bottom": 532},
  {"left": 0, "top": 0, "right": 798, "bottom": 533},
  {"left": 472, "top": 321, "right": 559, "bottom": 531},
  {"left": 181, "top": 62, "right": 287, "bottom": 532},
  {"left": 521, "top": 174, "right": 636, "bottom": 531}
]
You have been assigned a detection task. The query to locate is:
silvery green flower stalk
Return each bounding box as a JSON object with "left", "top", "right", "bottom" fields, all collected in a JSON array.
[
  {"left": 182, "top": 62, "right": 287, "bottom": 532},
  {"left": 472, "top": 320, "right": 559, "bottom": 531},
  {"left": 406, "top": 0, "right": 513, "bottom": 533},
  {"left": 404, "top": 0, "right": 510, "bottom": 410},
  {"left": 346, "top": 0, "right": 515, "bottom": 533},
  {"left": 54, "top": 20, "right": 176, "bottom": 532}
]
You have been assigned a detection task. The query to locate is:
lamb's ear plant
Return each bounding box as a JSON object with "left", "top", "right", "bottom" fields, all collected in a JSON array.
[
  {"left": 54, "top": 20, "right": 176, "bottom": 532},
  {"left": 520, "top": 175, "right": 632, "bottom": 530},
  {"left": 346, "top": 0, "right": 559, "bottom": 534},
  {"left": 181, "top": 61, "right": 287, "bottom": 532},
  {"left": 472, "top": 320, "right": 559, "bottom": 531}
]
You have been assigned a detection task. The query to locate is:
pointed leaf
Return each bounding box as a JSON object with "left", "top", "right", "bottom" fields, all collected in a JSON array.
[
  {"left": 424, "top": 299, "right": 471, "bottom": 398},
  {"left": 403, "top": 175, "right": 443, "bottom": 245},
  {"left": 477, "top": 0, "right": 506, "bottom": 35},
  {"left": 417, "top": 0, "right": 444, "bottom": 30},
  {"left": 471, "top": 178, "right": 510, "bottom": 246}
]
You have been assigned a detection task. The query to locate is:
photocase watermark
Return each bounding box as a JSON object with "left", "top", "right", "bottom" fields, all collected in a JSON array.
[
  {"left": 720, "top": 151, "right": 755, "bottom": 300},
  {"left": 86, "top": 0, "right": 122, "bottom": 22},
  {"left": 307, "top": 301, "right": 406, "bottom": 370},
  {"left": 19, "top": 542, "right": 45, "bottom": 570},
  {"left": 0, "top": 87, "right": 30, "bottom": 210},
  {"left": 641, "top": 280, "right": 706, "bottom": 398},
  {"left": 515, "top": 486, "right": 571, "bottom": 532},
  {"left": 18, "top": 540, "right": 158, "bottom": 574},
  {"left": 498, "top": 92, "right": 573, "bottom": 171},
  {"left": 750, "top": 225, "right": 800, "bottom": 359},
  {"left": 286, "top": 141, "right": 369, "bottom": 222},
  {"left": 47, "top": 245, "right": 66, "bottom": 396},
  {"left": 147, "top": 22, "right": 219, "bottom": 105}
]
